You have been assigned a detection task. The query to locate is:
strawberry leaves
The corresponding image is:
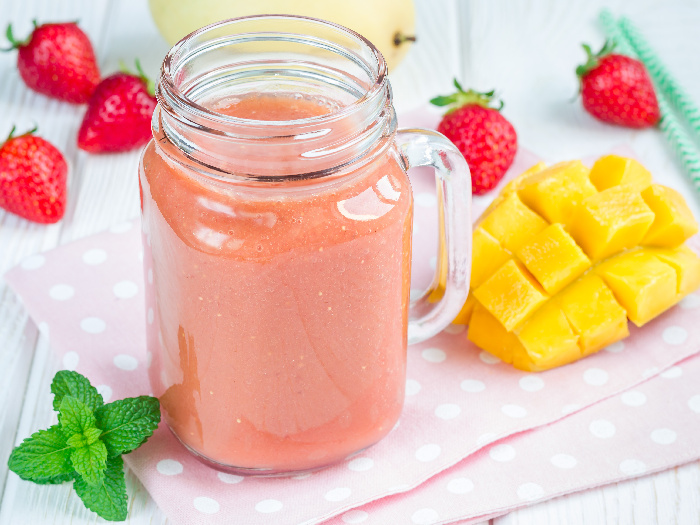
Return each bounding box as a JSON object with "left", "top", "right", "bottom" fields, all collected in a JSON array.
[
  {"left": 7, "top": 370, "right": 160, "bottom": 521},
  {"left": 430, "top": 79, "right": 504, "bottom": 113}
]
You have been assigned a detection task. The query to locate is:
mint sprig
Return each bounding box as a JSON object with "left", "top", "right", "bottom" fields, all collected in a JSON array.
[{"left": 7, "top": 370, "right": 160, "bottom": 521}]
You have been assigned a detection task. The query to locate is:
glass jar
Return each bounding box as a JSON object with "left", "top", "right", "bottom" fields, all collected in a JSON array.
[{"left": 140, "top": 15, "right": 472, "bottom": 475}]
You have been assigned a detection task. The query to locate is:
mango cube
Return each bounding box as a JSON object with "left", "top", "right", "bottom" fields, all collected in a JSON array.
[
  {"left": 453, "top": 294, "right": 476, "bottom": 325},
  {"left": 569, "top": 187, "right": 655, "bottom": 261},
  {"left": 651, "top": 245, "right": 700, "bottom": 296},
  {"left": 517, "top": 160, "right": 597, "bottom": 225},
  {"left": 516, "top": 223, "right": 591, "bottom": 294},
  {"left": 467, "top": 302, "right": 529, "bottom": 366},
  {"left": 471, "top": 227, "right": 512, "bottom": 287},
  {"left": 589, "top": 155, "right": 652, "bottom": 192},
  {"left": 557, "top": 274, "right": 629, "bottom": 355},
  {"left": 515, "top": 302, "right": 581, "bottom": 371},
  {"left": 641, "top": 184, "right": 699, "bottom": 247},
  {"left": 597, "top": 250, "right": 678, "bottom": 326},
  {"left": 480, "top": 192, "right": 548, "bottom": 253},
  {"left": 473, "top": 259, "right": 549, "bottom": 331},
  {"left": 478, "top": 161, "right": 548, "bottom": 222}
]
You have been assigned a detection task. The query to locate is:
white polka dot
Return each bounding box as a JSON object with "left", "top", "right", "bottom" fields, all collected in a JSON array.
[
  {"left": 21, "top": 254, "right": 46, "bottom": 270},
  {"left": 589, "top": 419, "right": 616, "bottom": 438},
  {"left": 517, "top": 482, "right": 544, "bottom": 501},
  {"left": 650, "top": 428, "right": 677, "bottom": 445},
  {"left": 447, "top": 477, "right": 474, "bottom": 494},
  {"left": 489, "top": 444, "right": 516, "bottom": 462},
  {"left": 550, "top": 454, "right": 577, "bottom": 469},
  {"left": 81, "top": 317, "right": 106, "bottom": 334},
  {"left": 156, "top": 459, "right": 183, "bottom": 475},
  {"left": 411, "top": 508, "right": 439, "bottom": 524},
  {"left": 663, "top": 326, "right": 688, "bottom": 345},
  {"left": 193, "top": 496, "right": 219, "bottom": 514},
  {"left": 82, "top": 249, "right": 107, "bottom": 265},
  {"left": 444, "top": 323, "right": 466, "bottom": 335},
  {"left": 96, "top": 384, "right": 112, "bottom": 402},
  {"left": 562, "top": 404, "right": 581, "bottom": 415},
  {"left": 415, "top": 192, "right": 437, "bottom": 207},
  {"left": 688, "top": 395, "right": 700, "bottom": 413},
  {"left": 661, "top": 366, "right": 683, "bottom": 379},
  {"left": 501, "top": 404, "right": 528, "bottom": 418},
  {"left": 477, "top": 433, "right": 497, "bottom": 446},
  {"left": 519, "top": 375, "right": 544, "bottom": 392},
  {"left": 147, "top": 307, "right": 154, "bottom": 324},
  {"left": 621, "top": 391, "right": 647, "bottom": 407},
  {"left": 113, "top": 280, "right": 138, "bottom": 299},
  {"left": 435, "top": 404, "right": 461, "bottom": 419},
  {"left": 643, "top": 367, "right": 660, "bottom": 379},
  {"left": 114, "top": 354, "right": 138, "bottom": 371},
  {"left": 406, "top": 379, "right": 421, "bottom": 396},
  {"left": 415, "top": 444, "right": 441, "bottom": 462},
  {"left": 342, "top": 510, "right": 369, "bottom": 523},
  {"left": 583, "top": 368, "right": 609, "bottom": 386},
  {"left": 479, "top": 351, "right": 501, "bottom": 364},
  {"left": 109, "top": 221, "right": 133, "bottom": 234},
  {"left": 324, "top": 487, "right": 351, "bottom": 501},
  {"left": 347, "top": 457, "right": 374, "bottom": 472},
  {"left": 255, "top": 499, "right": 283, "bottom": 513},
  {"left": 49, "top": 284, "right": 75, "bottom": 301},
  {"left": 620, "top": 459, "right": 647, "bottom": 475},
  {"left": 680, "top": 294, "right": 700, "bottom": 309},
  {"left": 217, "top": 472, "right": 244, "bottom": 484},
  {"left": 605, "top": 341, "right": 625, "bottom": 353},
  {"left": 421, "top": 348, "right": 446, "bottom": 363},
  {"left": 147, "top": 268, "right": 153, "bottom": 284},
  {"left": 461, "top": 379, "right": 486, "bottom": 392},
  {"left": 62, "top": 351, "right": 79, "bottom": 371}
]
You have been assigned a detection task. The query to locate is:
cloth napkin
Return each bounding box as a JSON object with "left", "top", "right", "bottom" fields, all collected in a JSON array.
[{"left": 4, "top": 109, "right": 700, "bottom": 524}]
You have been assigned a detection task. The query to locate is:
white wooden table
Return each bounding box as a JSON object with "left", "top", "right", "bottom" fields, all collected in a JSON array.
[{"left": 1, "top": 0, "right": 699, "bottom": 523}]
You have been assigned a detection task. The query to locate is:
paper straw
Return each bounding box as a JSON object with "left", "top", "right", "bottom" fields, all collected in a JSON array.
[
  {"left": 597, "top": 10, "right": 700, "bottom": 192},
  {"left": 618, "top": 16, "right": 700, "bottom": 143}
]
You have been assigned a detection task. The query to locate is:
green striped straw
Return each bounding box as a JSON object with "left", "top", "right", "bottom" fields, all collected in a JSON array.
[{"left": 597, "top": 9, "right": 700, "bottom": 192}]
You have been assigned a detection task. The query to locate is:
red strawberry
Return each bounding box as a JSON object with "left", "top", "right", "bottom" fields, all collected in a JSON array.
[
  {"left": 0, "top": 127, "right": 68, "bottom": 224},
  {"left": 431, "top": 80, "right": 518, "bottom": 195},
  {"left": 576, "top": 41, "right": 660, "bottom": 128},
  {"left": 77, "top": 61, "right": 156, "bottom": 153},
  {"left": 4, "top": 21, "right": 100, "bottom": 104}
]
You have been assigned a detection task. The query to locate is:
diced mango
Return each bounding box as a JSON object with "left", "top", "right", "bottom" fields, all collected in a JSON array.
[
  {"left": 515, "top": 302, "right": 581, "bottom": 371},
  {"left": 517, "top": 160, "right": 597, "bottom": 225},
  {"left": 557, "top": 274, "right": 629, "bottom": 355},
  {"left": 641, "top": 184, "right": 699, "bottom": 247},
  {"left": 471, "top": 227, "right": 512, "bottom": 287},
  {"left": 516, "top": 223, "right": 591, "bottom": 295},
  {"left": 453, "top": 294, "right": 476, "bottom": 325},
  {"left": 480, "top": 192, "right": 548, "bottom": 253},
  {"left": 467, "top": 302, "right": 529, "bottom": 366},
  {"left": 478, "top": 161, "right": 548, "bottom": 222},
  {"left": 651, "top": 245, "right": 700, "bottom": 296},
  {"left": 589, "top": 155, "right": 652, "bottom": 192},
  {"left": 473, "top": 259, "right": 549, "bottom": 331},
  {"left": 569, "top": 187, "right": 655, "bottom": 261},
  {"left": 597, "top": 250, "right": 678, "bottom": 326}
]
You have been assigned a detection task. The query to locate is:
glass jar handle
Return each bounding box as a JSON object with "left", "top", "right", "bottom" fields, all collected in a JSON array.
[{"left": 397, "top": 129, "right": 473, "bottom": 345}]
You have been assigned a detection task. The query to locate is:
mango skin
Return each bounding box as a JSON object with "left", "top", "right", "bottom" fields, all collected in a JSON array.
[{"left": 453, "top": 155, "right": 700, "bottom": 372}]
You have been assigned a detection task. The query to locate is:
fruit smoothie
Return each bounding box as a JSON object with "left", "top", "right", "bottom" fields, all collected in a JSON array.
[{"left": 140, "top": 93, "right": 413, "bottom": 472}]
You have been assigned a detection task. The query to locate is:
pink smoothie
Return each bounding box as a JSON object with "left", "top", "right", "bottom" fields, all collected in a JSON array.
[{"left": 140, "top": 93, "right": 413, "bottom": 472}]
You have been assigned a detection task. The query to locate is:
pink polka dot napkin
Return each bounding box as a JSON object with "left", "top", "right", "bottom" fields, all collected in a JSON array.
[{"left": 4, "top": 109, "right": 700, "bottom": 524}]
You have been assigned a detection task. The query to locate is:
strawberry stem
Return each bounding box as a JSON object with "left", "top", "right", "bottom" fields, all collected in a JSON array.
[
  {"left": 430, "top": 79, "right": 504, "bottom": 114},
  {"left": 3, "top": 124, "right": 38, "bottom": 144},
  {"left": 120, "top": 59, "right": 155, "bottom": 97},
  {"left": 2, "top": 23, "right": 31, "bottom": 51},
  {"left": 576, "top": 40, "right": 616, "bottom": 79}
]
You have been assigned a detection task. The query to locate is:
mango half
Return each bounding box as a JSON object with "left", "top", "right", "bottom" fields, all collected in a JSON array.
[{"left": 446, "top": 155, "right": 700, "bottom": 372}]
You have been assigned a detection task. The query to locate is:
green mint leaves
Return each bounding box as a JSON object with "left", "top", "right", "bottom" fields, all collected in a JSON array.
[{"left": 7, "top": 370, "right": 160, "bottom": 521}]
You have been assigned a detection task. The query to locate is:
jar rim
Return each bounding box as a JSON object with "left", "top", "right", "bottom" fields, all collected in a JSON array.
[{"left": 158, "top": 14, "right": 388, "bottom": 133}]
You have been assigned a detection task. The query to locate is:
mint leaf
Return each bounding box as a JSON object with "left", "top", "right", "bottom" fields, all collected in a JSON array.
[
  {"left": 52, "top": 370, "right": 104, "bottom": 413},
  {"left": 74, "top": 456, "right": 128, "bottom": 522},
  {"left": 59, "top": 395, "right": 97, "bottom": 438},
  {"left": 70, "top": 439, "right": 107, "bottom": 486},
  {"left": 96, "top": 396, "right": 160, "bottom": 457},
  {"left": 8, "top": 425, "right": 74, "bottom": 484},
  {"left": 66, "top": 427, "right": 102, "bottom": 449}
]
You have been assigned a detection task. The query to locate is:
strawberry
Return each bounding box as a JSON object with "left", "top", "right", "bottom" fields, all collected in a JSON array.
[
  {"left": 576, "top": 41, "right": 660, "bottom": 128},
  {"left": 431, "top": 80, "right": 518, "bottom": 195},
  {"left": 4, "top": 21, "right": 100, "bottom": 104},
  {"left": 0, "top": 127, "right": 68, "bottom": 224},
  {"left": 77, "top": 61, "right": 156, "bottom": 153}
]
